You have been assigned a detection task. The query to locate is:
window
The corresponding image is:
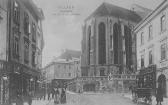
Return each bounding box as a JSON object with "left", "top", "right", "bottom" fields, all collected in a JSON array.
[
  {"left": 110, "top": 35, "right": 112, "bottom": 49},
  {"left": 24, "top": 39, "right": 29, "bottom": 64},
  {"left": 149, "top": 50, "right": 153, "bottom": 65},
  {"left": 141, "top": 32, "right": 144, "bottom": 45},
  {"left": 141, "top": 55, "right": 144, "bottom": 67},
  {"left": 149, "top": 25, "right": 152, "bottom": 40},
  {"left": 88, "top": 26, "right": 91, "bottom": 65},
  {"left": 32, "top": 23, "right": 36, "bottom": 42},
  {"left": 161, "top": 43, "right": 167, "bottom": 60},
  {"left": 32, "top": 46, "right": 36, "bottom": 67},
  {"left": 68, "top": 73, "right": 71, "bottom": 77},
  {"left": 24, "top": 12, "right": 29, "bottom": 35},
  {"left": 110, "top": 51, "right": 113, "bottom": 64},
  {"left": 161, "top": 15, "right": 166, "bottom": 32},
  {"left": 69, "top": 65, "right": 71, "bottom": 69},
  {"left": 100, "top": 69, "right": 105, "bottom": 76},
  {"left": 98, "top": 22, "right": 106, "bottom": 64},
  {"left": 13, "top": 37, "right": 19, "bottom": 59},
  {"left": 13, "top": 1, "right": 20, "bottom": 24}
]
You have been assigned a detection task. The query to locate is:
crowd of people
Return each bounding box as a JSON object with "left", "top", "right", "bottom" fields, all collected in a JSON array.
[
  {"left": 48, "top": 88, "right": 67, "bottom": 104},
  {"left": 13, "top": 87, "right": 66, "bottom": 105}
]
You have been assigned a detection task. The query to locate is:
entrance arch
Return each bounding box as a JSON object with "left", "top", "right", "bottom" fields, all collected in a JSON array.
[
  {"left": 158, "top": 74, "right": 167, "bottom": 97},
  {"left": 83, "top": 83, "right": 96, "bottom": 92}
]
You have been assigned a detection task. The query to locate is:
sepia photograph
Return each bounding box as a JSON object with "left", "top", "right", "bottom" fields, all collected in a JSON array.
[{"left": 0, "top": 0, "right": 168, "bottom": 105}]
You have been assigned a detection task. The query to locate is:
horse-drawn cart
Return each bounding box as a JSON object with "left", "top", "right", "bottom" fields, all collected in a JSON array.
[{"left": 132, "top": 65, "right": 156, "bottom": 105}]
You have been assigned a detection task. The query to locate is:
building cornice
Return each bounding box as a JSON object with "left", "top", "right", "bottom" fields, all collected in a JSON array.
[{"left": 134, "top": 0, "right": 168, "bottom": 33}]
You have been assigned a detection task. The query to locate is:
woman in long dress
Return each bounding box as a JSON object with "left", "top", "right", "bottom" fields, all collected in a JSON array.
[
  {"left": 61, "top": 88, "right": 66, "bottom": 104},
  {"left": 54, "top": 88, "right": 60, "bottom": 104},
  {"left": 156, "top": 87, "right": 163, "bottom": 105}
]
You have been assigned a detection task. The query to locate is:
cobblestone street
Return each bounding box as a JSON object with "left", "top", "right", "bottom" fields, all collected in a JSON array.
[{"left": 47, "top": 92, "right": 137, "bottom": 105}]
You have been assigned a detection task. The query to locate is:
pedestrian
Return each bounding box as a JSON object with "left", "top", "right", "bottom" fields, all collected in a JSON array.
[
  {"left": 156, "top": 87, "right": 163, "bottom": 105},
  {"left": 52, "top": 88, "right": 55, "bottom": 99},
  {"left": 54, "top": 88, "right": 60, "bottom": 104},
  {"left": 43, "top": 88, "right": 46, "bottom": 100},
  {"left": 27, "top": 92, "right": 32, "bottom": 105},
  {"left": 60, "top": 88, "right": 66, "bottom": 104},
  {"left": 48, "top": 89, "right": 51, "bottom": 100},
  {"left": 16, "top": 91, "right": 23, "bottom": 105}
]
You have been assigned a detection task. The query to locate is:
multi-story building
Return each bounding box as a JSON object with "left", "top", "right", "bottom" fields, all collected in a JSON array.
[
  {"left": 0, "top": 0, "right": 44, "bottom": 104},
  {"left": 135, "top": 0, "right": 168, "bottom": 97},
  {"left": 43, "top": 50, "right": 81, "bottom": 90},
  {"left": 0, "top": 0, "right": 8, "bottom": 104},
  {"left": 79, "top": 2, "right": 152, "bottom": 92}
]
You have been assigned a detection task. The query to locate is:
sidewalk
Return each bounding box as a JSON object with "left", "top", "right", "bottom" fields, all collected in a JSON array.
[
  {"left": 122, "top": 93, "right": 168, "bottom": 105},
  {"left": 31, "top": 99, "right": 51, "bottom": 105}
]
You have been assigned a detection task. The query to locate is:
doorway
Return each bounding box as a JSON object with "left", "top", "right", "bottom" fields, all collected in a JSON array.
[{"left": 158, "top": 74, "right": 167, "bottom": 97}]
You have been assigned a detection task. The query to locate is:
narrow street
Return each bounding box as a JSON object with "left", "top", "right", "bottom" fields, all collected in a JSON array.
[{"left": 47, "top": 92, "right": 136, "bottom": 105}]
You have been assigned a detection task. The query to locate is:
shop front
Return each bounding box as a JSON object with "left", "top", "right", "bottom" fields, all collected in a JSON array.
[
  {"left": 0, "top": 60, "right": 40, "bottom": 104},
  {"left": 0, "top": 60, "right": 10, "bottom": 105}
]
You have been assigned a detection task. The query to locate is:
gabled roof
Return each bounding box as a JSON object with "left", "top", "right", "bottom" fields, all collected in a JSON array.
[{"left": 85, "top": 2, "right": 142, "bottom": 23}]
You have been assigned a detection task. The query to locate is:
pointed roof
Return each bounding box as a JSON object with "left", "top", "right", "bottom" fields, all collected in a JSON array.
[{"left": 86, "top": 2, "right": 142, "bottom": 23}]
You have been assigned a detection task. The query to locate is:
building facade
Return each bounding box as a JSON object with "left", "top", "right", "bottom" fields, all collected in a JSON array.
[
  {"left": 135, "top": 0, "right": 168, "bottom": 97},
  {"left": 0, "top": 0, "right": 44, "bottom": 104},
  {"left": 0, "top": 0, "right": 8, "bottom": 104},
  {"left": 79, "top": 2, "right": 152, "bottom": 92},
  {"left": 43, "top": 50, "right": 81, "bottom": 90},
  {"left": 81, "top": 3, "right": 142, "bottom": 77}
]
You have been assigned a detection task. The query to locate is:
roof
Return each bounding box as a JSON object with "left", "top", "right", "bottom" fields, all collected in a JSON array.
[
  {"left": 58, "top": 49, "right": 81, "bottom": 60},
  {"left": 85, "top": 2, "right": 142, "bottom": 23},
  {"left": 131, "top": 4, "right": 152, "bottom": 19},
  {"left": 20, "top": 0, "right": 44, "bottom": 20},
  {"left": 134, "top": 0, "right": 167, "bottom": 32}
]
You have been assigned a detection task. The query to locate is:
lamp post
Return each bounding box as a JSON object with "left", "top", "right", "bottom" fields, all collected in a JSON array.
[{"left": 2, "top": 75, "right": 8, "bottom": 104}]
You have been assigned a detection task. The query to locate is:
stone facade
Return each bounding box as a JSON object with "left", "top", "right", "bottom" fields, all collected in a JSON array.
[
  {"left": 80, "top": 2, "right": 143, "bottom": 92},
  {"left": 135, "top": 0, "right": 168, "bottom": 97},
  {"left": 0, "top": 0, "right": 44, "bottom": 104},
  {"left": 43, "top": 50, "right": 81, "bottom": 89}
]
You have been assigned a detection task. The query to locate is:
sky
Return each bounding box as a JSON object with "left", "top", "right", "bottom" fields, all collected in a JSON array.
[{"left": 33, "top": 0, "right": 163, "bottom": 67}]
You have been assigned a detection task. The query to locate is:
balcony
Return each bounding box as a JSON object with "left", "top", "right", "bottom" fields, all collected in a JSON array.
[{"left": 69, "top": 74, "right": 137, "bottom": 85}]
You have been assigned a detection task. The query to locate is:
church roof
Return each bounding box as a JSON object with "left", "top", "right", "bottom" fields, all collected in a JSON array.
[{"left": 86, "top": 2, "right": 142, "bottom": 23}]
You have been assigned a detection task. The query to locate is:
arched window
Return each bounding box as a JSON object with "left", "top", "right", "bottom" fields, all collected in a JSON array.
[
  {"left": 124, "top": 25, "right": 132, "bottom": 70},
  {"left": 98, "top": 22, "right": 106, "bottom": 64},
  {"left": 88, "top": 26, "right": 91, "bottom": 65},
  {"left": 113, "top": 23, "right": 120, "bottom": 64},
  {"left": 158, "top": 74, "right": 167, "bottom": 97}
]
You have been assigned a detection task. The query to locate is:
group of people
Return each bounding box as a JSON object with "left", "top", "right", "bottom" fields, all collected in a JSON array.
[
  {"left": 129, "top": 85, "right": 164, "bottom": 105},
  {"left": 48, "top": 88, "right": 66, "bottom": 104},
  {"left": 14, "top": 90, "right": 33, "bottom": 105}
]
